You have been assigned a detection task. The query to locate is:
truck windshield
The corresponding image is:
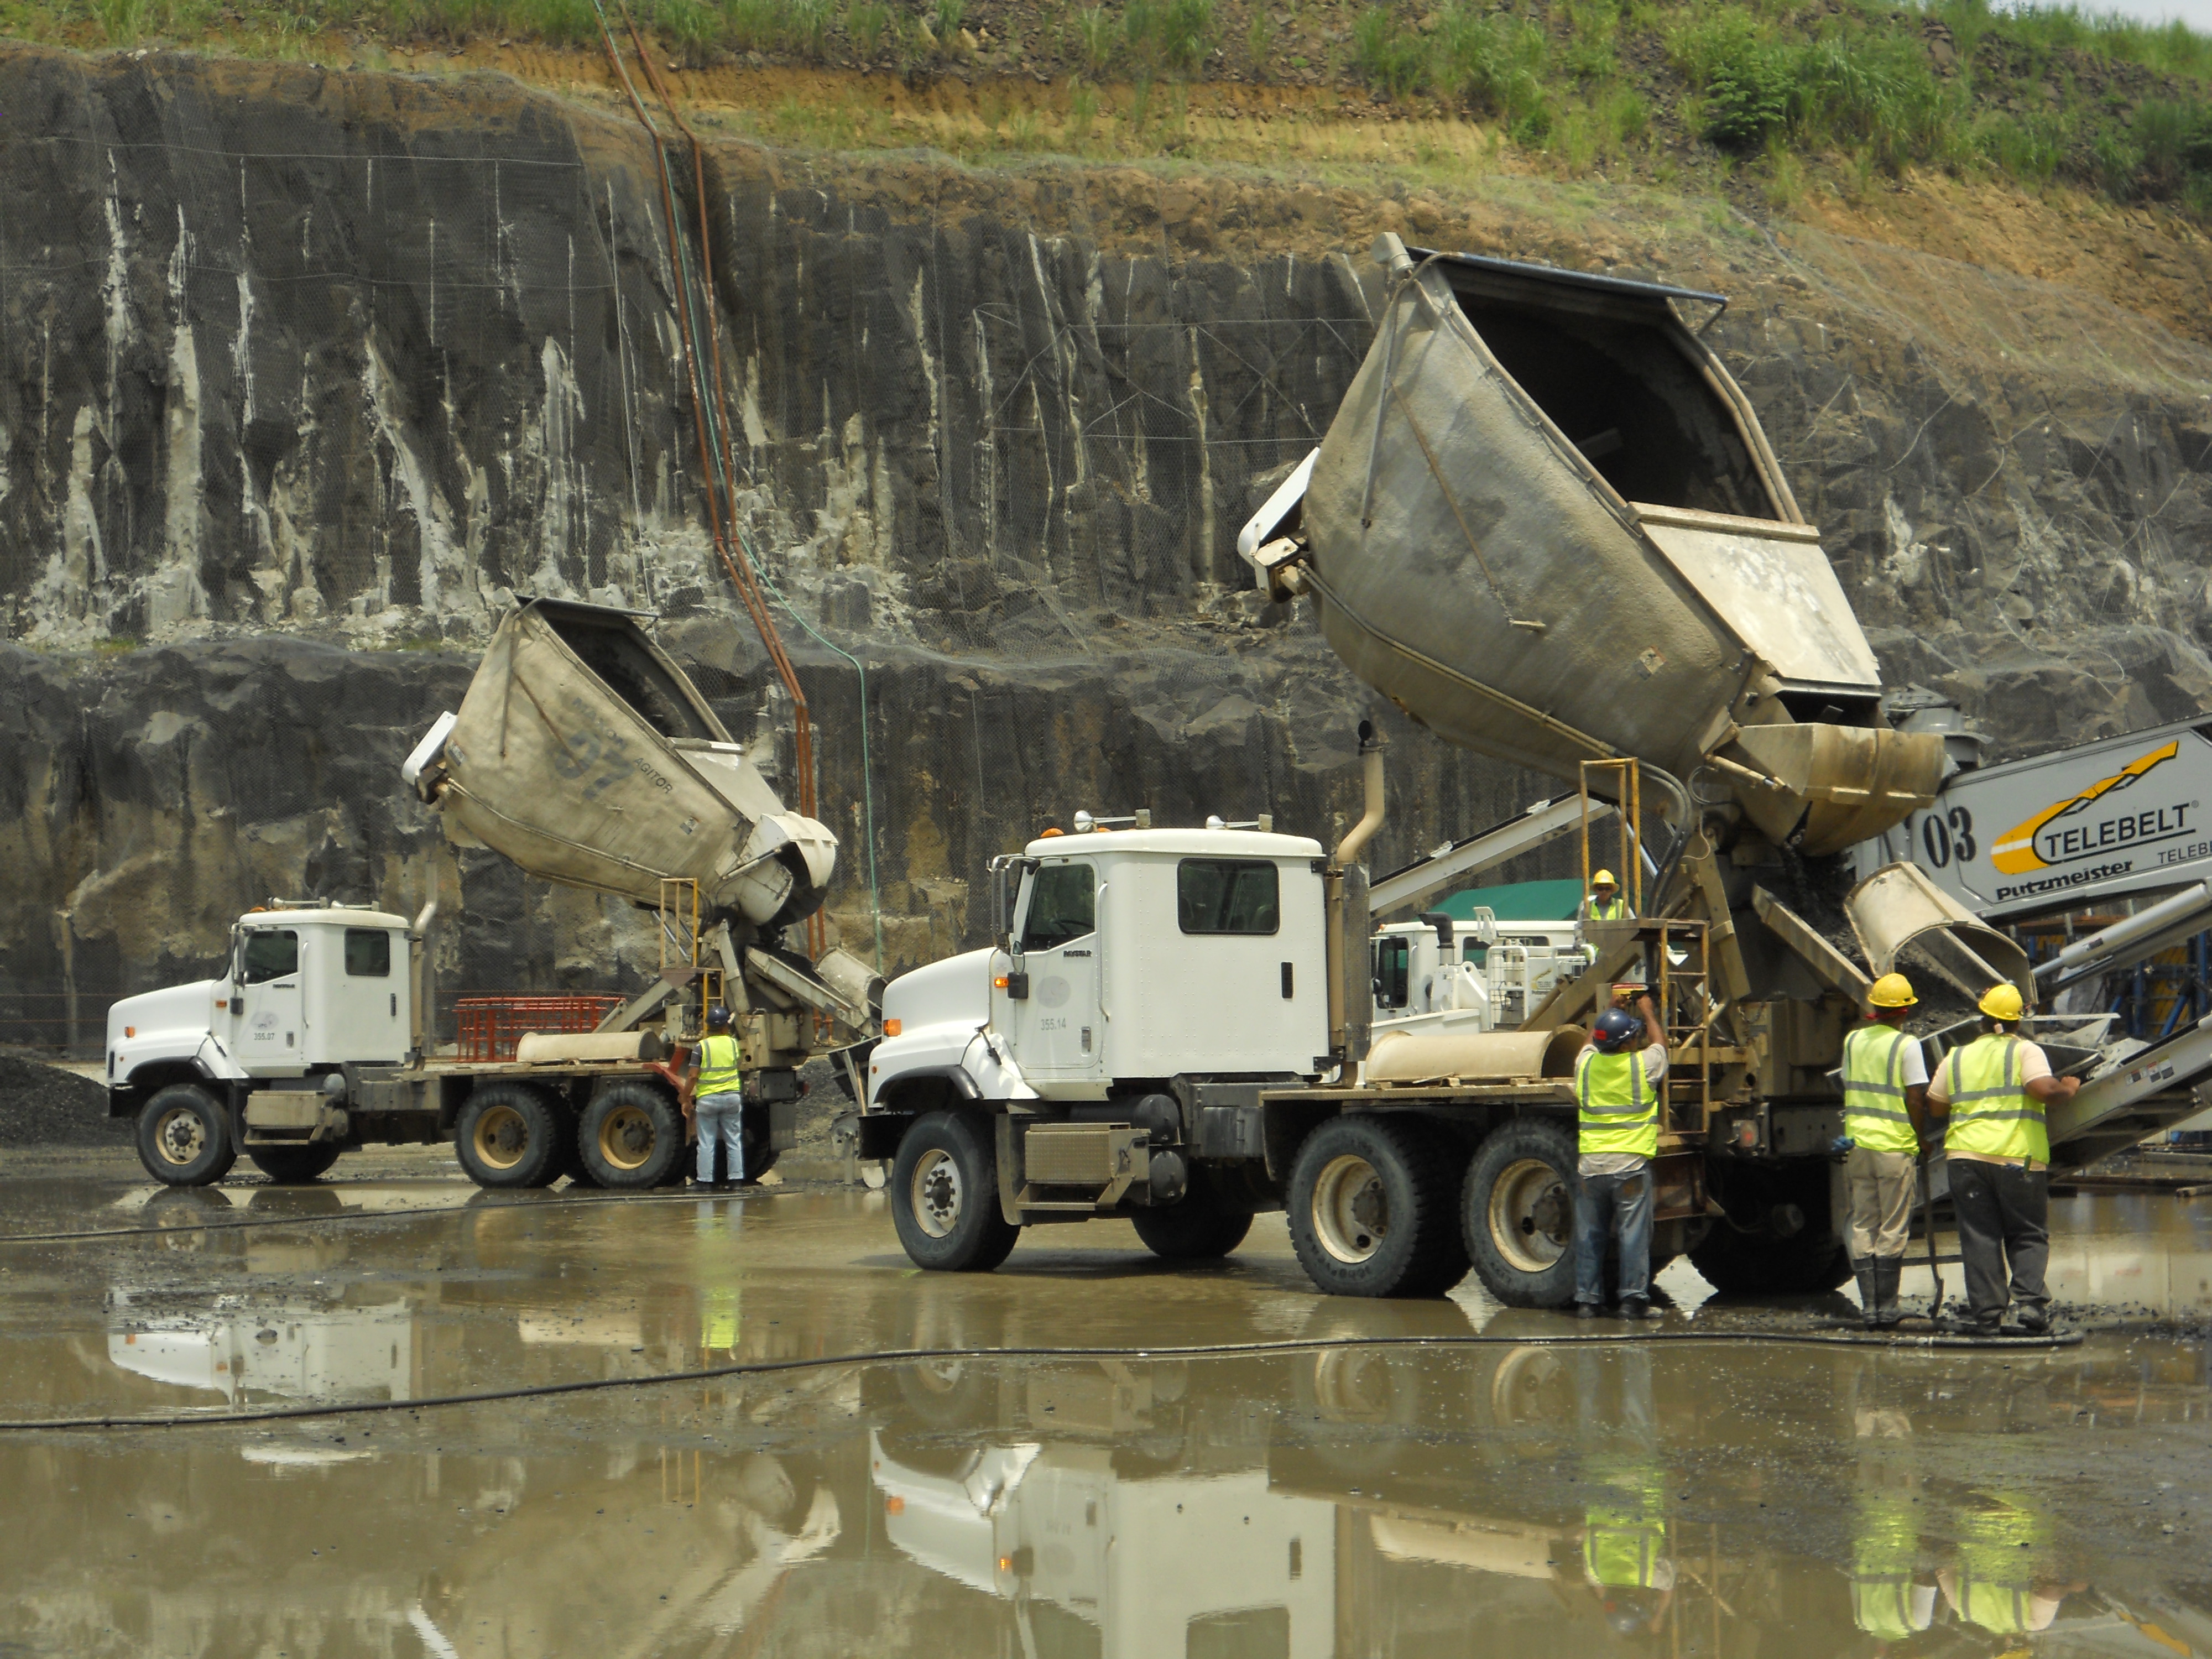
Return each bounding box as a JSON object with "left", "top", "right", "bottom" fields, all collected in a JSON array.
[
  {"left": 1178, "top": 859, "right": 1280, "bottom": 935},
  {"left": 240, "top": 930, "right": 299, "bottom": 984},
  {"left": 1020, "top": 864, "right": 1096, "bottom": 951}
]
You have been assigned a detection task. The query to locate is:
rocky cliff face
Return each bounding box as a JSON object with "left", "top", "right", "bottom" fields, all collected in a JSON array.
[{"left": 2, "top": 45, "right": 2209, "bottom": 1045}]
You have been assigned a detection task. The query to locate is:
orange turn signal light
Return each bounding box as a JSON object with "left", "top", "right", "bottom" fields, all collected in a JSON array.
[
  {"left": 885, "top": 1496, "right": 905, "bottom": 1515},
  {"left": 993, "top": 975, "right": 1009, "bottom": 989},
  {"left": 883, "top": 1019, "right": 902, "bottom": 1037},
  {"left": 124, "top": 1026, "right": 135, "bottom": 1037},
  {"left": 1040, "top": 826, "right": 1065, "bottom": 837}
]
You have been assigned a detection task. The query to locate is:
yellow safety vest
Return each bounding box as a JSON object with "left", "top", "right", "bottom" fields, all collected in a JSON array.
[
  {"left": 1940, "top": 1034, "right": 2048, "bottom": 1164},
  {"left": 1583, "top": 1468, "right": 1668, "bottom": 1590},
  {"left": 696, "top": 1032, "right": 744, "bottom": 1098},
  {"left": 1587, "top": 894, "right": 1630, "bottom": 922},
  {"left": 1851, "top": 1493, "right": 1929, "bottom": 1640},
  {"left": 1577, "top": 1047, "right": 1659, "bottom": 1159},
  {"left": 1843, "top": 1024, "right": 1921, "bottom": 1155},
  {"left": 1953, "top": 1501, "right": 2047, "bottom": 1635}
]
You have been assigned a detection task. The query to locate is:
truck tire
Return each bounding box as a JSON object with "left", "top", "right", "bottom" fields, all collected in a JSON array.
[
  {"left": 1287, "top": 1114, "right": 1468, "bottom": 1297},
  {"left": 890, "top": 1110, "right": 1019, "bottom": 1272},
  {"left": 1689, "top": 1221, "right": 1853, "bottom": 1295},
  {"left": 136, "top": 1083, "right": 238, "bottom": 1187},
  {"left": 1462, "top": 1119, "right": 1580, "bottom": 1308},
  {"left": 579, "top": 1082, "right": 686, "bottom": 1190},
  {"left": 1130, "top": 1173, "right": 1253, "bottom": 1260},
  {"left": 248, "top": 1144, "right": 342, "bottom": 1184},
  {"left": 740, "top": 1101, "right": 781, "bottom": 1183},
  {"left": 455, "top": 1082, "right": 565, "bottom": 1189}
]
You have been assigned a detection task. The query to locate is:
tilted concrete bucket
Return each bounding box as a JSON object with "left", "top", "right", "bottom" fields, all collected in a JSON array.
[
  {"left": 404, "top": 599, "right": 837, "bottom": 929},
  {"left": 1279, "top": 237, "right": 1942, "bottom": 856}
]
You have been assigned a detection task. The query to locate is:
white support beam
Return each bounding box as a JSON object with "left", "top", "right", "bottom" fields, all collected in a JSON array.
[{"left": 1369, "top": 797, "right": 1612, "bottom": 917}]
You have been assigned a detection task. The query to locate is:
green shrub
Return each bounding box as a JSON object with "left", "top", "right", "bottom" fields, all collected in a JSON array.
[
  {"left": 1433, "top": 3, "right": 1551, "bottom": 131},
  {"left": 2136, "top": 97, "right": 2212, "bottom": 196},
  {"left": 1074, "top": 5, "right": 1115, "bottom": 70},
  {"left": 846, "top": 0, "right": 890, "bottom": 55},
  {"left": 1353, "top": 7, "right": 1427, "bottom": 97},
  {"left": 1125, "top": 0, "right": 1215, "bottom": 75},
  {"left": 1973, "top": 109, "right": 2068, "bottom": 185}
]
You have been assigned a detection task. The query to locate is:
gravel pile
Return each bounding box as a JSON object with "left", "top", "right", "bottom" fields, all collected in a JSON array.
[{"left": 0, "top": 1053, "right": 126, "bottom": 1149}]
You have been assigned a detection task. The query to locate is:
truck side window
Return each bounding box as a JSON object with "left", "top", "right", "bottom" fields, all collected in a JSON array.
[
  {"left": 240, "top": 930, "right": 299, "bottom": 984},
  {"left": 1021, "top": 863, "right": 1097, "bottom": 951},
  {"left": 345, "top": 930, "right": 393, "bottom": 977},
  {"left": 1177, "top": 859, "right": 1280, "bottom": 935},
  {"left": 1372, "top": 936, "right": 1410, "bottom": 1009}
]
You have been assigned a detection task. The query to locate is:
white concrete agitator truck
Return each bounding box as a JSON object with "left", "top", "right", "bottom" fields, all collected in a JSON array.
[
  {"left": 853, "top": 240, "right": 2212, "bottom": 1302},
  {"left": 105, "top": 599, "right": 879, "bottom": 1191}
]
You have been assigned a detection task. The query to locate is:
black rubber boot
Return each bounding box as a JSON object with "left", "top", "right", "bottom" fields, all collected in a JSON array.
[
  {"left": 1853, "top": 1258, "right": 1877, "bottom": 1328},
  {"left": 1872, "top": 1258, "right": 1904, "bottom": 1328}
]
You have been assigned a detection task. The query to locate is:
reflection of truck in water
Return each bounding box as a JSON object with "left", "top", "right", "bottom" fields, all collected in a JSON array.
[
  {"left": 102, "top": 599, "right": 879, "bottom": 1193},
  {"left": 855, "top": 241, "right": 2212, "bottom": 1304}
]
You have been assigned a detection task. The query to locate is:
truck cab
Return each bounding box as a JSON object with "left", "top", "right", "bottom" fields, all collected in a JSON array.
[
  {"left": 106, "top": 902, "right": 416, "bottom": 1186},
  {"left": 869, "top": 826, "right": 1330, "bottom": 1118}
]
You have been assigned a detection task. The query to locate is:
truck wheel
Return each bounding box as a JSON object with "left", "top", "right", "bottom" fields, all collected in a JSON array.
[
  {"left": 1287, "top": 1114, "right": 1467, "bottom": 1297},
  {"left": 890, "top": 1111, "right": 1019, "bottom": 1272},
  {"left": 1462, "top": 1119, "right": 1580, "bottom": 1308},
  {"left": 136, "top": 1084, "right": 238, "bottom": 1187},
  {"left": 455, "top": 1082, "right": 564, "bottom": 1189},
  {"left": 248, "top": 1144, "right": 342, "bottom": 1184},
  {"left": 740, "top": 1102, "right": 781, "bottom": 1183},
  {"left": 579, "top": 1082, "right": 686, "bottom": 1190},
  {"left": 1130, "top": 1174, "right": 1253, "bottom": 1260},
  {"left": 1689, "top": 1222, "right": 1853, "bottom": 1295}
]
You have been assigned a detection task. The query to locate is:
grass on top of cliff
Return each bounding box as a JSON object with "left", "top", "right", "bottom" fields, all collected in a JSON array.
[{"left": 12, "top": 0, "right": 2212, "bottom": 218}]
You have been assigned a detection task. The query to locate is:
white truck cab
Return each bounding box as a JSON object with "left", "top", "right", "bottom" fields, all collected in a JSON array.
[
  {"left": 869, "top": 826, "right": 1329, "bottom": 1117},
  {"left": 1369, "top": 913, "right": 1592, "bottom": 1040}
]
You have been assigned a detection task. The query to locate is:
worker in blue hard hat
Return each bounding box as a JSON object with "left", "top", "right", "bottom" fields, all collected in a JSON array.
[
  {"left": 684, "top": 1005, "right": 748, "bottom": 1191},
  {"left": 1572, "top": 990, "right": 1666, "bottom": 1321}
]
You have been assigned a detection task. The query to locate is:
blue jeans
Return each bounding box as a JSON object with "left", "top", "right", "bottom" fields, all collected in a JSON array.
[
  {"left": 695, "top": 1093, "right": 745, "bottom": 1183},
  {"left": 1575, "top": 1164, "right": 1653, "bottom": 1306}
]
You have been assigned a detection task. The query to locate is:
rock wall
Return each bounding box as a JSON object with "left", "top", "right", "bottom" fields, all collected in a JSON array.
[{"left": 3, "top": 46, "right": 2211, "bottom": 1046}]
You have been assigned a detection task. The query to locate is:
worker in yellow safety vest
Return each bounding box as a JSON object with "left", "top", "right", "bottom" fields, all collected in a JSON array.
[
  {"left": 1923, "top": 984, "right": 2080, "bottom": 1334},
  {"left": 684, "top": 1005, "right": 748, "bottom": 1190},
  {"left": 1573, "top": 992, "right": 1666, "bottom": 1321},
  {"left": 1585, "top": 869, "right": 1630, "bottom": 923},
  {"left": 1850, "top": 1483, "right": 1936, "bottom": 1646},
  {"left": 1843, "top": 973, "right": 1929, "bottom": 1330}
]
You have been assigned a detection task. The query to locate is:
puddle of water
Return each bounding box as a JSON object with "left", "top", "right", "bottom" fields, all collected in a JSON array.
[{"left": 3, "top": 1182, "right": 2212, "bottom": 1655}]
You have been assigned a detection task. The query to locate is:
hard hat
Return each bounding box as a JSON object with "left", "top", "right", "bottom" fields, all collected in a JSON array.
[
  {"left": 1978, "top": 982, "right": 2025, "bottom": 1022},
  {"left": 1868, "top": 972, "right": 1917, "bottom": 1009},
  {"left": 1593, "top": 1007, "right": 1643, "bottom": 1052},
  {"left": 1591, "top": 869, "right": 1619, "bottom": 888},
  {"left": 707, "top": 1004, "right": 733, "bottom": 1027}
]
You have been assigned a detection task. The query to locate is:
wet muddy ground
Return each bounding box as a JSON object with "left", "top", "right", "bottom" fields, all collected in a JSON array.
[{"left": 3, "top": 1150, "right": 2210, "bottom": 1657}]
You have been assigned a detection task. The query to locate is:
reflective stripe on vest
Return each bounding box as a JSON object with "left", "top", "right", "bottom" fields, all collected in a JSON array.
[
  {"left": 1941, "top": 1034, "right": 2048, "bottom": 1164},
  {"left": 1843, "top": 1025, "right": 1919, "bottom": 1154},
  {"left": 1583, "top": 1471, "right": 1667, "bottom": 1590},
  {"left": 1851, "top": 1494, "right": 1929, "bottom": 1640},
  {"left": 1587, "top": 895, "right": 1629, "bottom": 922},
  {"left": 696, "top": 1033, "right": 744, "bottom": 1098},
  {"left": 1577, "top": 1047, "right": 1658, "bottom": 1159},
  {"left": 1954, "top": 1501, "right": 2046, "bottom": 1636}
]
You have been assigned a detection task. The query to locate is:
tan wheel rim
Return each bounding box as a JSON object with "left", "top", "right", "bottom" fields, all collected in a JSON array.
[
  {"left": 152, "top": 1105, "right": 209, "bottom": 1167},
  {"left": 595, "top": 1104, "right": 656, "bottom": 1172},
  {"left": 1487, "top": 1156, "right": 1572, "bottom": 1274},
  {"left": 910, "top": 1147, "right": 963, "bottom": 1239},
  {"left": 1311, "top": 1152, "right": 1389, "bottom": 1265},
  {"left": 471, "top": 1103, "right": 530, "bottom": 1171},
  {"left": 1488, "top": 1344, "right": 1569, "bottom": 1429},
  {"left": 1310, "top": 1347, "right": 1400, "bottom": 1423}
]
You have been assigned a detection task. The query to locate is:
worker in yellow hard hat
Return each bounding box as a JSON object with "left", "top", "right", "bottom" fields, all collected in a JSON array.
[
  {"left": 1585, "top": 870, "right": 1629, "bottom": 924},
  {"left": 1922, "top": 982, "right": 2081, "bottom": 1334},
  {"left": 1842, "top": 973, "right": 1928, "bottom": 1329}
]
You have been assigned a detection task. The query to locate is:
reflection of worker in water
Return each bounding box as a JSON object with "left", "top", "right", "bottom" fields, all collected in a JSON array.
[
  {"left": 1565, "top": 1346, "right": 1674, "bottom": 1638},
  {"left": 1936, "top": 1495, "right": 2084, "bottom": 1640},
  {"left": 1923, "top": 984, "right": 2080, "bottom": 1334},
  {"left": 685, "top": 1005, "right": 747, "bottom": 1190},
  {"left": 1574, "top": 994, "right": 1667, "bottom": 1319},
  {"left": 1586, "top": 870, "right": 1630, "bottom": 923},
  {"left": 1850, "top": 1468, "right": 1937, "bottom": 1648},
  {"left": 1843, "top": 973, "right": 1930, "bottom": 1330}
]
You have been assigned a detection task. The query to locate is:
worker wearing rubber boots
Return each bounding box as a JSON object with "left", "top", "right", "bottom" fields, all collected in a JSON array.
[
  {"left": 1573, "top": 994, "right": 1667, "bottom": 1320},
  {"left": 1843, "top": 973, "right": 1929, "bottom": 1329},
  {"left": 1923, "top": 984, "right": 2080, "bottom": 1334},
  {"left": 1585, "top": 869, "right": 1629, "bottom": 922},
  {"left": 685, "top": 1006, "right": 747, "bottom": 1190}
]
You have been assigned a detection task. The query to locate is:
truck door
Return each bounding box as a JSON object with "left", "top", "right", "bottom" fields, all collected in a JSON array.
[
  {"left": 233, "top": 927, "right": 304, "bottom": 1074},
  {"left": 1008, "top": 858, "right": 1103, "bottom": 1084}
]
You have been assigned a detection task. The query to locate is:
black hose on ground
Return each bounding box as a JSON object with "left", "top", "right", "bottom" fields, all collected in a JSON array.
[{"left": 0, "top": 1326, "right": 2085, "bottom": 1434}]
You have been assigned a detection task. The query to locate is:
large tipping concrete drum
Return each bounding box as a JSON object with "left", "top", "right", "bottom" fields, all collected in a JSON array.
[
  {"left": 404, "top": 599, "right": 837, "bottom": 928},
  {"left": 1274, "top": 237, "right": 1943, "bottom": 855}
]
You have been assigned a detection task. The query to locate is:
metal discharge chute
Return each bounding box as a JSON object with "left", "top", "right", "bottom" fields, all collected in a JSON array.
[{"left": 1246, "top": 236, "right": 1944, "bottom": 856}]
